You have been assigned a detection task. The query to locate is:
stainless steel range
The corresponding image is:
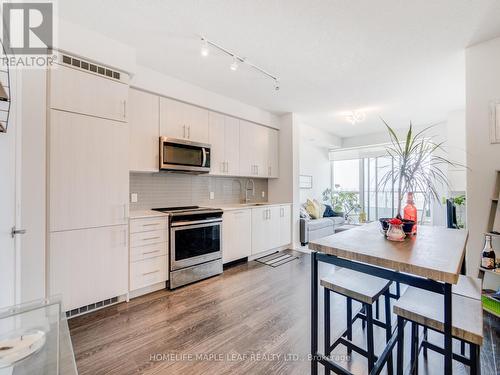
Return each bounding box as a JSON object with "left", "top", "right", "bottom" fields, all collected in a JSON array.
[{"left": 153, "top": 206, "right": 223, "bottom": 289}]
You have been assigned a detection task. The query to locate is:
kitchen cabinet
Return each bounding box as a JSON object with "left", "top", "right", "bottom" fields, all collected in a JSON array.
[
  {"left": 129, "top": 216, "right": 168, "bottom": 292},
  {"left": 239, "top": 120, "right": 267, "bottom": 177},
  {"left": 49, "top": 109, "right": 129, "bottom": 232},
  {"left": 239, "top": 120, "right": 279, "bottom": 178},
  {"left": 279, "top": 204, "right": 291, "bottom": 246},
  {"left": 129, "top": 88, "right": 160, "bottom": 172},
  {"left": 49, "top": 64, "right": 128, "bottom": 122},
  {"left": 222, "top": 209, "right": 252, "bottom": 263},
  {"left": 251, "top": 206, "right": 281, "bottom": 254},
  {"left": 267, "top": 128, "right": 279, "bottom": 178},
  {"left": 49, "top": 225, "right": 128, "bottom": 311},
  {"left": 208, "top": 112, "right": 240, "bottom": 175},
  {"left": 159, "top": 97, "right": 209, "bottom": 143}
]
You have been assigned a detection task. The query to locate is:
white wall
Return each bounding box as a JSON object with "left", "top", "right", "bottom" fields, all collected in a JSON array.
[
  {"left": 269, "top": 113, "right": 301, "bottom": 246},
  {"left": 131, "top": 65, "right": 280, "bottom": 129},
  {"left": 446, "top": 109, "right": 466, "bottom": 192},
  {"left": 466, "top": 36, "right": 500, "bottom": 284},
  {"left": 299, "top": 140, "right": 331, "bottom": 204}
]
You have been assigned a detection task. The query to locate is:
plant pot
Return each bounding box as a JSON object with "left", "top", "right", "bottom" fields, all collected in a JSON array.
[
  {"left": 402, "top": 219, "right": 415, "bottom": 235},
  {"left": 379, "top": 218, "right": 391, "bottom": 233}
]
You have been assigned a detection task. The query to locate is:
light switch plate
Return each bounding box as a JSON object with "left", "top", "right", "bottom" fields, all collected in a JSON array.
[
  {"left": 261, "top": 191, "right": 265, "bottom": 198},
  {"left": 130, "top": 193, "right": 138, "bottom": 203},
  {"left": 209, "top": 191, "right": 215, "bottom": 200}
]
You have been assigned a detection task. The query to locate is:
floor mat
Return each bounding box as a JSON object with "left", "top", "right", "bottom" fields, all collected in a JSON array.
[{"left": 255, "top": 250, "right": 301, "bottom": 267}]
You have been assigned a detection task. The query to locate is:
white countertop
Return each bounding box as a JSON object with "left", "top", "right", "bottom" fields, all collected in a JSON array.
[
  {"left": 129, "top": 203, "right": 292, "bottom": 218},
  {"left": 129, "top": 210, "right": 169, "bottom": 219}
]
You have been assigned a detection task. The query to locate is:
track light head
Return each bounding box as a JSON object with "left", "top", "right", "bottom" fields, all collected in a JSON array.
[
  {"left": 200, "top": 39, "right": 209, "bottom": 57},
  {"left": 274, "top": 79, "right": 280, "bottom": 91},
  {"left": 230, "top": 56, "right": 239, "bottom": 71}
]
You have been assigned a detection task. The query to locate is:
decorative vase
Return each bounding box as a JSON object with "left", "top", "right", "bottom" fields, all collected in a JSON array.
[{"left": 387, "top": 223, "right": 406, "bottom": 241}]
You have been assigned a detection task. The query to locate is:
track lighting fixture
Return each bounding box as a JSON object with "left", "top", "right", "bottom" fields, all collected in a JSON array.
[
  {"left": 200, "top": 38, "right": 209, "bottom": 57},
  {"left": 199, "top": 36, "right": 279, "bottom": 91}
]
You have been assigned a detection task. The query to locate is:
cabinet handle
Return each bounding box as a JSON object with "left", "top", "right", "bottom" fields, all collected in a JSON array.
[
  {"left": 221, "top": 162, "right": 224, "bottom": 173},
  {"left": 123, "top": 230, "right": 128, "bottom": 246},
  {"left": 123, "top": 204, "right": 128, "bottom": 219},
  {"left": 268, "top": 166, "right": 271, "bottom": 176},
  {"left": 268, "top": 209, "right": 271, "bottom": 219},
  {"left": 142, "top": 270, "right": 160, "bottom": 276},
  {"left": 122, "top": 100, "right": 127, "bottom": 119},
  {"left": 187, "top": 125, "right": 191, "bottom": 139},
  {"left": 225, "top": 161, "right": 228, "bottom": 173},
  {"left": 142, "top": 223, "right": 159, "bottom": 227},
  {"left": 142, "top": 250, "right": 160, "bottom": 255},
  {"left": 142, "top": 236, "right": 160, "bottom": 241}
]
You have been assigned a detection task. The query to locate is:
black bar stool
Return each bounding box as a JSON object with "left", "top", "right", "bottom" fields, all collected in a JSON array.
[
  {"left": 322, "top": 268, "right": 394, "bottom": 374},
  {"left": 394, "top": 277, "right": 483, "bottom": 375}
]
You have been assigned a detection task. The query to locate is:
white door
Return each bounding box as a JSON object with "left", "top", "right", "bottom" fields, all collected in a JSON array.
[
  {"left": 208, "top": 111, "right": 226, "bottom": 175},
  {"left": 268, "top": 206, "right": 281, "bottom": 249},
  {"left": 0, "top": 97, "right": 17, "bottom": 309}
]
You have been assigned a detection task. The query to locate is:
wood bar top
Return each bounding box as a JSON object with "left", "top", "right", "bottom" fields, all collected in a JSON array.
[{"left": 309, "top": 222, "right": 468, "bottom": 284}]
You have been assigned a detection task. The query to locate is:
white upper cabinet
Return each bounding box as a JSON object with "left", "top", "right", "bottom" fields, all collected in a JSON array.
[
  {"left": 129, "top": 89, "right": 160, "bottom": 172},
  {"left": 267, "top": 128, "right": 279, "bottom": 178},
  {"left": 159, "top": 97, "right": 209, "bottom": 143},
  {"left": 49, "top": 110, "right": 129, "bottom": 232},
  {"left": 49, "top": 64, "right": 128, "bottom": 122},
  {"left": 208, "top": 112, "right": 240, "bottom": 176}
]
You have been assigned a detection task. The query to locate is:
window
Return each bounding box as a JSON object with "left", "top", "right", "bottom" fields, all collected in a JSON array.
[{"left": 330, "top": 146, "right": 432, "bottom": 224}]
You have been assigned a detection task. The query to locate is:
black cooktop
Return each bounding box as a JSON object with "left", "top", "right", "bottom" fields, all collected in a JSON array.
[
  {"left": 152, "top": 206, "right": 223, "bottom": 217},
  {"left": 153, "top": 206, "right": 200, "bottom": 212}
]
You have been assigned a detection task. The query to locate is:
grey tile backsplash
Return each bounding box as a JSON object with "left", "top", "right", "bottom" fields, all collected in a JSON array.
[{"left": 130, "top": 173, "right": 268, "bottom": 210}]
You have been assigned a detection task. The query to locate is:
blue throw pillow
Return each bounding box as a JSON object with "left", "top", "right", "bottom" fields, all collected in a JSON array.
[{"left": 323, "top": 204, "right": 334, "bottom": 217}]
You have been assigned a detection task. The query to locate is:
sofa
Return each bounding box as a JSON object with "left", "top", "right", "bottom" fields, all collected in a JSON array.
[{"left": 300, "top": 216, "right": 345, "bottom": 246}]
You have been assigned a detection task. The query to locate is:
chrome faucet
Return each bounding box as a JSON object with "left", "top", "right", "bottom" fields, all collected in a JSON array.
[{"left": 245, "top": 179, "right": 255, "bottom": 203}]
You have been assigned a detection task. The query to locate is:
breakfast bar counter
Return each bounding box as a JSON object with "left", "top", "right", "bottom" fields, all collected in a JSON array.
[{"left": 308, "top": 222, "right": 468, "bottom": 374}]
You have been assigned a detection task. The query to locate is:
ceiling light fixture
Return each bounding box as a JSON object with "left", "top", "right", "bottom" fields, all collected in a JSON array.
[
  {"left": 200, "top": 38, "right": 209, "bottom": 57},
  {"left": 230, "top": 56, "right": 239, "bottom": 71},
  {"left": 345, "top": 110, "right": 367, "bottom": 125},
  {"left": 199, "top": 36, "right": 280, "bottom": 91}
]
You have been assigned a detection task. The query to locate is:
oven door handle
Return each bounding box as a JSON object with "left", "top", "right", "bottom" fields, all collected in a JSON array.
[
  {"left": 202, "top": 148, "right": 207, "bottom": 167},
  {"left": 171, "top": 218, "right": 222, "bottom": 227}
]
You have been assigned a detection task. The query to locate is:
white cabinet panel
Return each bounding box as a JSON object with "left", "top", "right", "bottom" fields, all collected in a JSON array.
[
  {"left": 239, "top": 120, "right": 259, "bottom": 177},
  {"left": 49, "top": 64, "right": 128, "bottom": 122},
  {"left": 279, "top": 204, "right": 291, "bottom": 247},
  {"left": 129, "top": 89, "right": 160, "bottom": 172},
  {"left": 224, "top": 116, "right": 240, "bottom": 175},
  {"left": 267, "top": 128, "right": 279, "bottom": 178},
  {"left": 251, "top": 206, "right": 280, "bottom": 254},
  {"left": 130, "top": 229, "right": 168, "bottom": 248},
  {"left": 130, "top": 255, "right": 168, "bottom": 291},
  {"left": 130, "top": 242, "right": 167, "bottom": 262},
  {"left": 130, "top": 216, "right": 167, "bottom": 233},
  {"left": 222, "top": 210, "right": 252, "bottom": 263},
  {"left": 159, "top": 97, "right": 208, "bottom": 143},
  {"left": 209, "top": 112, "right": 240, "bottom": 176},
  {"left": 208, "top": 111, "right": 226, "bottom": 174},
  {"left": 49, "top": 225, "right": 128, "bottom": 311},
  {"left": 49, "top": 110, "right": 129, "bottom": 232}
]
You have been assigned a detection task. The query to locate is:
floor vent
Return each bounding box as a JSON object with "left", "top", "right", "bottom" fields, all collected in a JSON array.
[
  {"left": 65, "top": 296, "right": 119, "bottom": 318},
  {"left": 61, "top": 54, "right": 121, "bottom": 81}
]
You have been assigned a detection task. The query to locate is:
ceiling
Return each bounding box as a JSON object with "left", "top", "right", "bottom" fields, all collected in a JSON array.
[{"left": 59, "top": 0, "right": 500, "bottom": 138}]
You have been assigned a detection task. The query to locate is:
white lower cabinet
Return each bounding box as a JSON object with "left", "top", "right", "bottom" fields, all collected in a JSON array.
[
  {"left": 279, "top": 204, "right": 292, "bottom": 247},
  {"left": 222, "top": 210, "right": 252, "bottom": 263},
  {"left": 49, "top": 225, "right": 129, "bottom": 312},
  {"left": 251, "top": 206, "right": 281, "bottom": 255},
  {"left": 129, "top": 216, "right": 169, "bottom": 292}
]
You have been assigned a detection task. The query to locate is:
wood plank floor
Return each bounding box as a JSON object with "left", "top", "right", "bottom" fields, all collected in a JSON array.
[{"left": 69, "top": 251, "right": 499, "bottom": 375}]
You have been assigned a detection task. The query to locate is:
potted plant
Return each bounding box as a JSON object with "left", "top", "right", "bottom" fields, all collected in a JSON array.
[
  {"left": 322, "top": 186, "right": 361, "bottom": 221},
  {"left": 378, "top": 121, "right": 460, "bottom": 231}
]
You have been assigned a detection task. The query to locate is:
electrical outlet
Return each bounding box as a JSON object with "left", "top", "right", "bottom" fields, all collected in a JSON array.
[
  {"left": 130, "top": 193, "right": 138, "bottom": 203},
  {"left": 261, "top": 191, "right": 265, "bottom": 198},
  {"left": 209, "top": 191, "right": 215, "bottom": 200}
]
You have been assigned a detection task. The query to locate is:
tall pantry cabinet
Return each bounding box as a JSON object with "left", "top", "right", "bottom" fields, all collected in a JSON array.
[{"left": 47, "top": 57, "right": 130, "bottom": 312}]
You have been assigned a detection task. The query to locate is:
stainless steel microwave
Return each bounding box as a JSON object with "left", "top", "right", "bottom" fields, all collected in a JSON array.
[{"left": 159, "top": 137, "right": 211, "bottom": 173}]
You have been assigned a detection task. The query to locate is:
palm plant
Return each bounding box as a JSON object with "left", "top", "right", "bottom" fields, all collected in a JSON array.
[{"left": 378, "top": 120, "right": 460, "bottom": 220}]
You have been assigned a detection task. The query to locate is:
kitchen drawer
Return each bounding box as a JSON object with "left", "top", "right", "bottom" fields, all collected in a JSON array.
[
  {"left": 130, "top": 229, "right": 168, "bottom": 247},
  {"left": 130, "top": 217, "right": 168, "bottom": 233},
  {"left": 130, "top": 255, "right": 168, "bottom": 291},
  {"left": 130, "top": 242, "right": 167, "bottom": 262}
]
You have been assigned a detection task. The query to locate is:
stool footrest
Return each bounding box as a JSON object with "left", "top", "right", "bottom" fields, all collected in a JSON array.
[{"left": 421, "top": 340, "right": 472, "bottom": 366}]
